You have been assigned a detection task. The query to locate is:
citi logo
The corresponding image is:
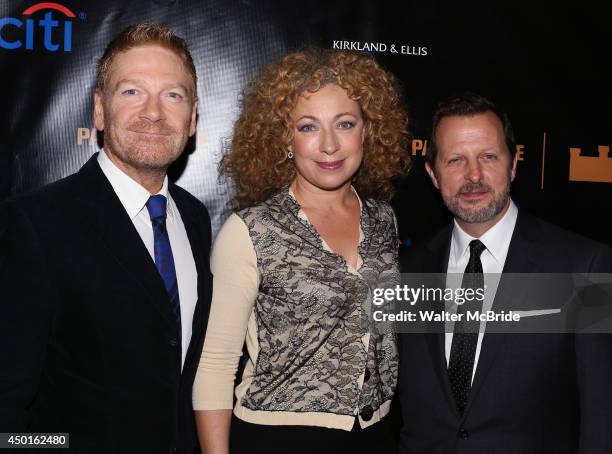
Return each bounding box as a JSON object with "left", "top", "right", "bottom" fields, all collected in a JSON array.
[{"left": 0, "top": 2, "right": 81, "bottom": 51}]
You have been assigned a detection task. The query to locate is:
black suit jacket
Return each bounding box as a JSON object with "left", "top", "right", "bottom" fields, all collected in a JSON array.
[
  {"left": 0, "top": 155, "right": 213, "bottom": 454},
  {"left": 398, "top": 210, "right": 612, "bottom": 454}
]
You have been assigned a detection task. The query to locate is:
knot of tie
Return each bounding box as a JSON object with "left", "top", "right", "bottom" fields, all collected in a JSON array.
[
  {"left": 465, "top": 239, "right": 486, "bottom": 276},
  {"left": 469, "top": 239, "right": 486, "bottom": 259},
  {"left": 146, "top": 195, "right": 167, "bottom": 221}
]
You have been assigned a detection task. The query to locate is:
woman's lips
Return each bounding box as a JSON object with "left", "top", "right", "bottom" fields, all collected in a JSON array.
[{"left": 316, "top": 160, "right": 344, "bottom": 170}]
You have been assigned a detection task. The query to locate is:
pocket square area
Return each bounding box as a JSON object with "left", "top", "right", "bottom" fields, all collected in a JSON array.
[{"left": 513, "top": 308, "right": 562, "bottom": 318}]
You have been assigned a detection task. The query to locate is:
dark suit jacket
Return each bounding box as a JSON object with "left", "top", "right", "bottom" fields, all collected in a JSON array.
[
  {"left": 0, "top": 155, "right": 213, "bottom": 454},
  {"left": 398, "top": 210, "right": 612, "bottom": 454}
]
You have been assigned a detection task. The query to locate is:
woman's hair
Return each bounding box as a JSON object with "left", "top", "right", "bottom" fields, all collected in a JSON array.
[{"left": 221, "top": 47, "right": 411, "bottom": 209}]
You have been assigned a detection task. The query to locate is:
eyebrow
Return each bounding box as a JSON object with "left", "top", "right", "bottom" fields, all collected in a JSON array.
[
  {"left": 295, "top": 112, "right": 359, "bottom": 122},
  {"left": 113, "top": 79, "right": 190, "bottom": 93}
]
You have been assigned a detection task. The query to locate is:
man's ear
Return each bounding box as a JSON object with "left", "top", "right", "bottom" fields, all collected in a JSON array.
[
  {"left": 93, "top": 90, "right": 105, "bottom": 132},
  {"left": 425, "top": 161, "right": 440, "bottom": 189},
  {"left": 510, "top": 152, "right": 518, "bottom": 182},
  {"left": 189, "top": 98, "right": 197, "bottom": 137}
]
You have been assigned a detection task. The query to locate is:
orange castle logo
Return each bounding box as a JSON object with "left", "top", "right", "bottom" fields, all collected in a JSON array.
[{"left": 569, "top": 145, "right": 612, "bottom": 183}]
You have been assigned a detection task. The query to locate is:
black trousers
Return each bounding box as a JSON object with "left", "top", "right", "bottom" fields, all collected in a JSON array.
[{"left": 229, "top": 414, "right": 398, "bottom": 454}]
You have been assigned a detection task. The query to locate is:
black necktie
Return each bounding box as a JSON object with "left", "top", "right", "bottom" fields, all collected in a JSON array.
[{"left": 448, "top": 239, "right": 486, "bottom": 415}]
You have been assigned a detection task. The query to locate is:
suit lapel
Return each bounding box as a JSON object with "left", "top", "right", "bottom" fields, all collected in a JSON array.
[
  {"left": 422, "top": 226, "right": 460, "bottom": 417},
  {"left": 169, "top": 184, "right": 212, "bottom": 370},
  {"left": 465, "top": 211, "right": 542, "bottom": 416},
  {"left": 73, "top": 155, "right": 177, "bottom": 330}
]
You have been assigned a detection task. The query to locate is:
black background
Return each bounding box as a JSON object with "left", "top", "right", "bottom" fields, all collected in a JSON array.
[{"left": 2, "top": 0, "right": 610, "bottom": 245}]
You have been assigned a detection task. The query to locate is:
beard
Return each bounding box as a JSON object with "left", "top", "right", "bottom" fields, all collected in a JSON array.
[
  {"left": 443, "top": 180, "right": 511, "bottom": 224},
  {"left": 104, "top": 117, "right": 188, "bottom": 172}
]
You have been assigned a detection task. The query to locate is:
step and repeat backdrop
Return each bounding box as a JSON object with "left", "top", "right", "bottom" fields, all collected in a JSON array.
[{"left": 2, "top": 0, "right": 610, "bottom": 245}]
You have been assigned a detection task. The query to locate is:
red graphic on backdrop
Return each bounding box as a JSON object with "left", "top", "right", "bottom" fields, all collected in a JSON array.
[{"left": 22, "top": 3, "right": 76, "bottom": 17}]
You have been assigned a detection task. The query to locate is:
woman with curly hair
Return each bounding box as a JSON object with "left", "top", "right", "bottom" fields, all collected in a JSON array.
[{"left": 193, "top": 48, "right": 410, "bottom": 454}]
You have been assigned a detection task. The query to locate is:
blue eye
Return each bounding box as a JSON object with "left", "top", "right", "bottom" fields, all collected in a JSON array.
[
  {"left": 122, "top": 89, "right": 138, "bottom": 96},
  {"left": 338, "top": 121, "right": 355, "bottom": 130},
  {"left": 298, "top": 124, "right": 316, "bottom": 132},
  {"left": 167, "top": 92, "right": 183, "bottom": 100}
]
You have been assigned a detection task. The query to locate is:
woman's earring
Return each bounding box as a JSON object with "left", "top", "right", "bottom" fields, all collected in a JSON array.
[{"left": 287, "top": 151, "right": 294, "bottom": 159}]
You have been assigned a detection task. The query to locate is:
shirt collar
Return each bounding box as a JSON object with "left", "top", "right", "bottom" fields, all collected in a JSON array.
[
  {"left": 97, "top": 150, "right": 169, "bottom": 220},
  {"left": 451, "top": 199, "right": 518, "bottom": 264}
]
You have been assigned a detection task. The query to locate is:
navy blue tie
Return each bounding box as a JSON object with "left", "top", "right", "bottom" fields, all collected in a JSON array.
[{"left": 146, "top": 195, "right": 182, "bottom": 329}]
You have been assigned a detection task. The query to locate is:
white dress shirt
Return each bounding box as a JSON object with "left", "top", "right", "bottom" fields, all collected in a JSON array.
[
  {"left": 97, "top": 150, "right": 198, "bottom": 369},
  {"left": 445, "top": 200, "right": 518, "bottom": 382}
]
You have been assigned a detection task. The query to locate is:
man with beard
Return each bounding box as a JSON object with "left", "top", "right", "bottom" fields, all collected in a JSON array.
[
  {"left": 0, "top": 23, "right": 212, "bottom": 454},
  {"left": 397, "top": 92, "right": 612, "bottom": 453}
]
